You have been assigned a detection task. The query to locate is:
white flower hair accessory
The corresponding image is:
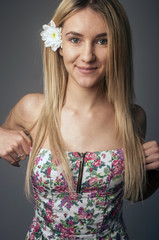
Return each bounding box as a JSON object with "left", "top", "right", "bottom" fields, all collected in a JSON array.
[{"left": 40, "top": 20, "right": 62, "bottom": 51}]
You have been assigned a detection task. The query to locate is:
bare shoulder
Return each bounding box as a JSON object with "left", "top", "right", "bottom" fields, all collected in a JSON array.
[
  {"left": 134, "top": 104, "right": 147, "bottom": 139},
  {"left": 2, "top": 93, "right": 45, "bottom": 130},
  {"left": 16, "top": 93, "right": 44, "bottom": 117}
]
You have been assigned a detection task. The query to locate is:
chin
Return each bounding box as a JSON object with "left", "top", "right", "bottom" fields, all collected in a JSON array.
[
  {"left": 76, "top": 77, "right": 103, "bottom": 88},
  {"left": 77, "top": 81, "right": 100, "bottom": 89}
]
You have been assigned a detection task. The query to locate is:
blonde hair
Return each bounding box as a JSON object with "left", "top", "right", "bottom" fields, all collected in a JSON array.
[{"left": 25, "top": 0, "right": 146, "bottom": 202}]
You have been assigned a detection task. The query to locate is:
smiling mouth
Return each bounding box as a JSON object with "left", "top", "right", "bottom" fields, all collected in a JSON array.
[{"left": 77, "top": 66, "right": 98, "bottom": 74}]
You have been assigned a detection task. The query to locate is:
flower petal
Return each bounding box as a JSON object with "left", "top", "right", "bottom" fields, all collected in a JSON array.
[{"left": 40, "top": 20, "right": 62, "bottom": 51}]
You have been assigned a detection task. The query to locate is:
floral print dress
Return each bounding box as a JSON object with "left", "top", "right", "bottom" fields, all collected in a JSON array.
[{"left": 26, "top": 148, "right": 128, "bottom": 240}]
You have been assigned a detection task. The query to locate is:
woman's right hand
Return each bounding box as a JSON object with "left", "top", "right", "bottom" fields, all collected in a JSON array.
[{"left": 0, "top": 127, "right": 31, "bottom": 167}]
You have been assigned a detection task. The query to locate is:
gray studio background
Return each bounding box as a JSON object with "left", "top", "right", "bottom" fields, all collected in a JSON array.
[{"left": 0, "top": 0, "right": 159, "bottom": 239}]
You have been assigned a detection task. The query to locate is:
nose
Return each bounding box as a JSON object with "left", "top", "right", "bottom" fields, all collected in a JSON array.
[{"left": 81, "top": 42, "right": 96, "bottom": 63}]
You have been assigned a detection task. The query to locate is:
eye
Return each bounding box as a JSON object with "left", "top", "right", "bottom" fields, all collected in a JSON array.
[
  {"left": 97, "top": 39, "right": 107, "bottom": 45},
  {"left": 69, "top": 37, "right": 80, "bottom": 44}
]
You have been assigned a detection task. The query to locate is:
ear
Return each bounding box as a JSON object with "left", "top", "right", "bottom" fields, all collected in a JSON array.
[{"left": 58, "top": 47, "right": 63, "bottom": 56}]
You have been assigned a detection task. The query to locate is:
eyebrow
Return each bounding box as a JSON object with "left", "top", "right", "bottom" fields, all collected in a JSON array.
[{"left": 65, "top": 31, "right": 107, "bottom": 37}]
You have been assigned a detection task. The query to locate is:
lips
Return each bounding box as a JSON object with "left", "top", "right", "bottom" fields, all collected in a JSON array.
[{"left": 76, "top": 66, "right": 98, "bottom": 74}]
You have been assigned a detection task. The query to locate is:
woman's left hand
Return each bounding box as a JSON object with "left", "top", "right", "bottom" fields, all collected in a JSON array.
[{"left": 143, "top": 141, "right": 159, "bottom": 171}]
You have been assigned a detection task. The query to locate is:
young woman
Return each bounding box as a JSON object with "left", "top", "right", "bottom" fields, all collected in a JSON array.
[{"left": 0, "top": 0, "right": 159, "bottom": 239}]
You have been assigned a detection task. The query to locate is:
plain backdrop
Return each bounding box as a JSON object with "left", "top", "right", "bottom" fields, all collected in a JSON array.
[{"left": 0, "top": 0, "right": 159, "bottom": 239}]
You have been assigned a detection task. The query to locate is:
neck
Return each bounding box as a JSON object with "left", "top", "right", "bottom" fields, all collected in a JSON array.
[{"left": 64, "top": 79, "right": 107, "bottom": 112}]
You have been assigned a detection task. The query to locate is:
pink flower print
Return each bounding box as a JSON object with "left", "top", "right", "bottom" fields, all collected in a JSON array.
[
  {"left": 93, "top": 159, "right": 101, "bottom": 167},
  {"left": 112, "top": 159, "right": 124, "bottom": 176},
  {"left": 55, "top": 176, "right": 60, "bottom": 183},
  {"left": 30, "top": 221, "right": 35, "bottom": 230},
  {"left": 45, "top": 207, "right": 53, "bottom": 223},
  {"left": 47, "top": 167, "right": 51, "bottom": 178},
  {"left": 59, "top": 173, "right": 68, "bottom": 186},
  {"left": 35, "top": 155, "right": 42, "bottom": 165},
  {"left": 88, "top": 177, "right": 98, "bottom": 186},
  {"left": 73, "top": 152, "right": 79, "bottom": 158},
  {"left": 78, "top": 207, "right": 84, "bottom": 214},
  {"left": 34, "top": 223, "right": 40, "bottom": 233},
  {"left": 30, "top": 234, "right": 35, "bottom": 240},
  {"left": 61, "top": 226, "right": 67, "bottom": 234},
  {"left": 86, "top": 212, "right": 93, "bottom": 219},
  {"left": 59, "top": 234, "right": 65, "bottom": 240},
  {"left": 66, "top": 202, "right": 73, "bottom": 210},
  {"left": 69, "top": 192, "right": 78, "bottom": 200},
  {"left": 68, "top": 220, "right": 74, "bottom": 226},
  {"left": 54, "top": 185, "right": 67, "bottom": 192},
  {"left": 79, "top": 211, "right": 87, "bottom": 219},
  {"left": 75, "top": 159, "right": 80, "bottom": 170},
  {"left": 48, "top": 199, "right": 54, "bottom": 208},
  {"left": 32, "top": 172, "right": 39, "bottom": 187},
  {"left": 110, "top": 200, "right": 120, "bottom": 219},
  {"left": 85, "top": 152, "right": 97, "bottom": 162},
  {"left": 107, "top": 171, "right": 112, "bottom": 182},
  {"left": 68, "top": 227, "right": 76, "bottom": 234},
  {"left": 33, "top": 191, "right": 38, "bottom": 203},
  {"left": 98, "top": 200, "right": 105, "bottom": 206},
  {"left": 102, "top": 153, "right": 106, "bottom": 158},
  {"left": 37, "top": 185, "right": 45, "bottom": 193}
]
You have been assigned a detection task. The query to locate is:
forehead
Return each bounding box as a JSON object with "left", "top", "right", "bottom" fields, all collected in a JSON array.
[{"left": 62, "top": 7, "right": 107, "bottom": 34}]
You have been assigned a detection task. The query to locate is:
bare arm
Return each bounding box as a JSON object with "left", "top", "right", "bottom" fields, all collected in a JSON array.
[{"left": 0, "top": 93, "right": 44, "bottom": 167}]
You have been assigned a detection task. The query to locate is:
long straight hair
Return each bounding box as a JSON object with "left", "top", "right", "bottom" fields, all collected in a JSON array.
[{"left": 25, "top": 0, "right": 146, "bottom": 202}]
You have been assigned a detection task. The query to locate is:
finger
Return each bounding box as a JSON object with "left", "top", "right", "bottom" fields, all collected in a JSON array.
[
  {"left": 8, "top": 150, "right": 21, "bottom": 162},
  {"left": 8, "top": 152, "right": 21, "bottom": 167},
  {"left": 145, "top": 152, "right": 159, "bottom": 164},
  {"left": 12, "top": 131, "right": 31, "bottom": 157},
  {"left": 144, "top": 147, "right": 159, "bottom": 159},
  {"left": 19, "top": 131, "right": 32, "bottom": 155},
  {"left": 15, "top": 145, "right": 27, "bottom": 161},
  {"left": 2, "top": 154, "right": 20, "bottom": 167},
  {"left": 16, "top": 153, "right": 26, "bottom": 161},
  {"left": 7, "top": 145, "right": 26, "bottom": 161},
  {"left": 146, "top": 161, "right": 159, "bottom": 171},
  {"left": 143, "top": 141, "right": 159, "bottom": 151},
  {"left": 22, "top": 131, "right": 32, "bottom": 146},
  {"left": 24, "top": 131, "right": 32, "bottom": 144}
]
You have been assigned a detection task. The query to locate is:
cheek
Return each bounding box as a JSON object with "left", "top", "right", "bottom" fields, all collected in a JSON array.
[
  {"left": 63, "top": 47, "right": 78, "bottom": 65},
  {"left": 101, "top": 53, "right": 108, "bottom": 67},
  {"left": 96, "top": 48, "right": 108, "bottom": 64},
  {"left": 102, "top": 49, "right": 108, "bottom": 60}
]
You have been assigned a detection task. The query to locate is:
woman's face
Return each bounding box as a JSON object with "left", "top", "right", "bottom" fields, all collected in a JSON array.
[{"left": 59, "top": 7, "right": 108, "bottom": 89}]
